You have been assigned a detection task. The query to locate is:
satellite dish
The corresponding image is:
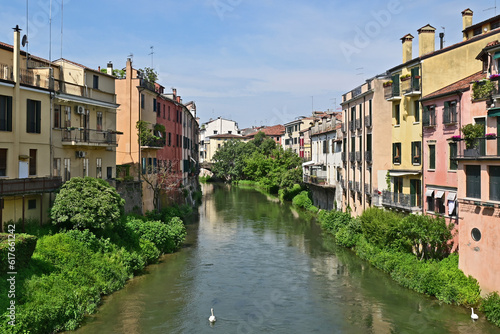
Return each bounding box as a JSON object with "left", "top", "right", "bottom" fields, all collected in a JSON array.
[{"left": 21, "top": 35, "right": 27, "bottom": 47}]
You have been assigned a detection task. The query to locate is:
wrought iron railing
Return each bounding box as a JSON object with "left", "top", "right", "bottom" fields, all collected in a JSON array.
[
  {"left": 365, "top": 115, "right": 372, "bottom": 127},
  {"left": 384, "top": 84, "right": 400, "bottom": 99},
  {"left": 382, "top": 190, "right": 422, "bottom": 210},
  {"left": 62, "top": 128, "right": 119, "bottom": 145},
  {"left": 365, "top": 151, "right": 372, "bottom": 163},
  {"left": 0, "top": 177, "right": 62, "bottom": 196}
]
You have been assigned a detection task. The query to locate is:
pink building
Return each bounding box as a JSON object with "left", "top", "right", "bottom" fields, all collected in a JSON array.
[
  {"left": 421, "top": 72, "right": 485, "bottom": 250},
  {"left": 454, "top": 42, "right": 500, "bottom": 295}
]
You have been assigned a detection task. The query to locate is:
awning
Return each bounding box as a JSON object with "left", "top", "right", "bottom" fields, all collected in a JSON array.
[
  {"left": 447, "top": 192, "right": 457, "bottom": 201},
  {"left": 494, "top": 52, "right": 500, "bottom": 60},
  {"left": 389, "top": 171, "right": 421, "bottom": 177},
  {"left": 302, "top": 161, "right": 315, "bottom": 167},
  {"left": 425, "top": 189, "right": 434, "bottom": 197},
  {"left": 488, "top": 108, "right": 500, "bottom": 117},
  {"left": 435, "top": 190, "right": 445, "bottom": 199}
]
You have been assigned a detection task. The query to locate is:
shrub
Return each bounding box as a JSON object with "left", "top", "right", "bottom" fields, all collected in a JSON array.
[
  {"left": 482, "top": 292, "right": 500, "bottom": 327},
  {"left": 335, "top": 217, "right": 362, "bottom": 248},
  {"left": 359, "top": 207, "right": 402, "bottom": 249},
  {"left": 318, "top": 210, "right": 351, "bottom": 234},
  {"left": 0, "top": 233, "right": 37, "bottom": 272},
  {"left": 292, "top": 191, "right": 314, "bottom": 210},
  {"left": 50, "top": 177, "right": 125, "bottom": 230},
  {"left": 126, "top": 216, "right": 186, "bottom": 254}
]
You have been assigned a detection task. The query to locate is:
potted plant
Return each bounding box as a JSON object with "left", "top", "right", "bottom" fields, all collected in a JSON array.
[
  {"left": 489, "top": 74, "right": 500, "bottom": 81},
  {"left": 485, "top": 133, "right": 497, "bottom": 139},
  {"left": 451, "top": 135, "right": 462, "bottom": 141},
  {"left": 461, "top": 123, "right": 484, "bottom": 156},
  {"left": 401, "top": 74, "right": 411, "bottom": 81},
  {"left": 383, "top": 80, "right": 393, "bottom": 88}
]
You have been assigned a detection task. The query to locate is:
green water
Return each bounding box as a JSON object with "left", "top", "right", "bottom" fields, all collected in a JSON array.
[{"left": 71, "top": 184, "right": 499, "bottom": 333}]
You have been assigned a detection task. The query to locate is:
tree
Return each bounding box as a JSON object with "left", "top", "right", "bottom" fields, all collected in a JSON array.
[
  {"left": 50, "top": 177, "right": 125, "bottom": 230},
  {"left": 212, "top": 140, "right": 256, "bottom": 181},
  {"left": 140, "top": 67, "right": 158, "bottom": 83},
  {"left": 141, "top": 160, "right": 183, "bottom": 212}
]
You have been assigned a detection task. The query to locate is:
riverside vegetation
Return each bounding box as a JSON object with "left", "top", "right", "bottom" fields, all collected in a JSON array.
[{"left": 0, "top": 177, "right": 190, "bottom": 333}]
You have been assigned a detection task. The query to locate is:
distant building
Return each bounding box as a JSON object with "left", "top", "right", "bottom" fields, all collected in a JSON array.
[
  {"left": 245, "top": 124, "right": 285, "bottom": 145},
  {"left": 204, "top": 133, "right": 245, "bottom": 163},
  {"left": 199, "top": 117, "right": 240, "bottom": 163}
]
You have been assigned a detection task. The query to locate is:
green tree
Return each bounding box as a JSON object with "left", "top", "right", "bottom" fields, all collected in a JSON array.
[
  {"left": 51, "top": 177, "right": 125, "bottom": 230},
  {"left": 212, "top": 140, "right": 256, "bottom": 181},
  {"left": 140, "top": 67, "right": 158, "bottom": 83}
]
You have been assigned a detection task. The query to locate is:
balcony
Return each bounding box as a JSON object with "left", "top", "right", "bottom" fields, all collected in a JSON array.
[
  {"left": 348, "top": 180, "right": 354, "bottom": 191},
  {"left": 0, "top": 63, "right": 13, "bottom": 81},
  {"left": 455, "top": 137, "right": 500, "bottom": 159},
  {"left": 365, "top": 115, "right": 372, "bottom": 128},
  {"left": 364, "top": 183, "right": 371, "bottom": 195},
  {"left": 62, "top": 128, "right": 119, "bottom": 146},
  {"left": 349, "top": 121, "right": 355, "bottom": 132},
  {"left": 401, "top": 76, "right": 421, "bottom": 96},
  {"left": 365, "top": 151, "right": 372, "bottom": 163},
  {"left": 341, "top": 123, "right": 346, "bottom": 133},
  {"left": 355, "top": 151, "right": 361, "bottom": 162},
  {"left": 355, "top": 119, "right": 362, "bottom": 130},
  {"left": 341, "top": 152, "right": 346, "bottom": 162},
  {"left": 349, "top": 152, "right": 355, "bottom": 162},
  {"left": 355, "top": 181, "right": 360, "bottom": 192},
  {"left": 54, "top": 79, "right": 117, "bottom": 104},
  {"left": 382, "top": 190, "right": 422, "bottom": 212},
  {"left": 310, "top": 122, "right": 336, "bottom": 136},
  {"left": 0, "top": 177, "right": 62, "bottom": 196},
  {"left": 304, "top": 170, "right": 328, "bottom": 186},
  {"left": 384, "top": 84, "right": 401, "bottom": 101}
]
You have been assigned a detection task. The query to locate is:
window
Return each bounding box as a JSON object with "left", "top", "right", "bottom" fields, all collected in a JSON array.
[
  {"left": 29, "top": 149, "right": 37, "bottom": 176},
  {"left": 96, "top": 158, "right": 102, "bottom": 178},
  {"left": 0, "top": 95, "right": 12, "bottom": 131},
  {"left": 490, "top": 166, "right": 500, "bottom": 201},
  {"left": 93, "top": 75, "right": 99, "bottom": 89},
  {"left": 393, "top": 142, "right": 401, "bottom": 164},
  {"left": 153, "top": 98, "right": 157, "bottom": 112},
  {"left": 411, "top": 141, "right": 421, "bottom": 165},
  {"left": 394, "top": 104, "right": 400, "bottom": 125},
  {"left": 427, "top": 191, "right": 435, "bottom": 212},
  {"left": 64, "top": 106, "right": 71, "bottom": 127},
  {"left": 83, "top": 158, "right": 89, "bottom": 177},
  {"left": 163, "top": 105, "right": 165, "bottom": 119},
  {"left": 168, "top": 132, "right": 172, "bottom": 146},
  {"left": 53, "top": 158, "right": 60, "bottom": 177},
  {"left": 142, "top": 157, "right": 146, "bottom": 175},
  {"left": 157, "top": 102, "right": 161, "bottom": 117},
  {"left": 228, "top": 131, "right": 232, "bottom": 134},
  {"left": 64, "top": 158, "right": 71, "bottom": 181},
  {"left": 435, "top": 192, "right": 445, "bottom": 214},
  {"left": 107, "top": 166, "right": 112, "bottom": 179},
  {"left": 414, "top": 100, "right": 420, "bottom": 123},
  {"left": 168, "top": 106, "right": 171, "bottom": 120},
  {"left": 294, "top": 137, "right": 298, "bottom": 145},
  {"left": 449, "top": 142, "right": 458, "bottom": 170},
  {"left": 473, "top": 27, "right": 482, "bottom": 36},
  {"left": 492, "top": 20, "right": 500, "bottom": 30},
  {"left": 429, "top": 144, "right": 436, "bottom": 169},
  {"left": 0, "top": 149, "right": 6, "bottom": 176},
  {"left": 423, "top": 105, "right": 436, "bottom": 126},
  {"left": 466, "top": 165, "right": 481, "bottom": 199},
  {"left": 323, "top": 140, "right": 328, "bottom": 153},
  {"left": 28, "top": 199, "right": 36, "bottom": 210},
  {"left": 443, "top": 101, "right": 457, "bottom": 124},
  {"left": 96, "top": 112, "right": 103, "bottom": 131},
  {"left": 213, "top": 130, "right": 218, "bottom": 135},
  {"left": 177, "top": 134, "right": 180, "bottom": 147},
  {"left": 153, "top": 158, "right": 157, "bottom": 173},
  {"left": 27, "top": 99, "right": 41, "bottom": 133},
  {"left": 54, "top": 104, "right": 61, "bottom": 128},
  {"left": 141, "top": 94, "right": 145, "bottom": 109}
]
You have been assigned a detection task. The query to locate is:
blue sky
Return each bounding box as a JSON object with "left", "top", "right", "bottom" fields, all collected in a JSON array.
[{"left": 0, "top": 0, "right": 497, "bottom": 128}]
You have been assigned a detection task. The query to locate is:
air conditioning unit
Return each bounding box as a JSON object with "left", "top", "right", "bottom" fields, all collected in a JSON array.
[
  {"left": 75, "top": 151, "right": 86, "bottom": 158},
  {"left": 75, "top": 105, "right": 85, "bottom": 115}
]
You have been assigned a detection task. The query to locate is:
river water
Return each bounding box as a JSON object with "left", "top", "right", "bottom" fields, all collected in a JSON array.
[{"left": 72, "top": 184, "right": 499, "bottom": 334}]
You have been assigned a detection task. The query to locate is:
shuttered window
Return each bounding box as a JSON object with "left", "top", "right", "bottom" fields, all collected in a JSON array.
[
  {"left": 27, "top": 99, "right": 41, "bottom": 133},
  {"left": 490, "top": 166, "right": 500, "bottom": 201},
  {"left": 0, "top": 95, "right": 13, "bottom": 131},
  {"left": 0, "top": 149, "right": 6, "bottom": 176},
  {"left": 429, "top": 144, "right": 436, "bottom": 169},
  {"left": 449, "top": 143, "right": 458, "bottom": 170},
  {"left": 466, "top": 165, "right": 481, "bottom": 199}
]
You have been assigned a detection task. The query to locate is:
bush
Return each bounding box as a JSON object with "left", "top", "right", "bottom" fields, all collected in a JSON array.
[
  {"left": 279, "top": 184, "right": 303, "bottom": 202},
  {"left": 0, "top": 233, "right": 37, "bottom": 272},
  {"left": 50, "top": 177, "right": 125, "bottom": 230},
  {"left": 335, "top": 217, "right": 362, "bottom": 248},
  {"left": 482, "top": 292, "right": 500, "bottom": 327},
  {"left": 292, "top": 191, "right": 314, "bottom": 210},
  {"left": 318, "top": 210, "right": 352, "bottom": 234},
  {"left": 126, "top": 216, "right": 186, "bottom": 254},
  {"left": 359, "top": 207, "right": 403, "bottom": 249}
]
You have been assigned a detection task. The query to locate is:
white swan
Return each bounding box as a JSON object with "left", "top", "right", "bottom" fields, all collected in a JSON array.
[
  {"left": 471, "top": 308, "right": 478, "bottom": 320},
  {"left": 209, "top": 308, "right": 216, "bottom": 323}
]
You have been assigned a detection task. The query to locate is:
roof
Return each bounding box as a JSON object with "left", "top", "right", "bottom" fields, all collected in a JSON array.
[
  {"left": 0, "top": 41, "right": 59, "bottom": 67},
  {"left": 246, "top": 124, "right": 285, "bottom": 137},
  {"left": 54, "top": 58, "right": 115, "bottom": 77},
  {"left": 421, "top": 71, "right": 485, "bottom": 101},
  {"left": 209, "top": 134, "right": 245, "bottom": 139}
]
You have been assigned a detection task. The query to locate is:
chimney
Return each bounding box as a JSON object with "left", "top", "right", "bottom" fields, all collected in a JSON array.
[
  {"left": 439, "top": 32, "right": 445, "bottom": 49},
  {"left": 401, "top": 34, "right": 414, "bottom": 63},
  {"left": 418, "top": 24, "right": 436, "bottom": 57},
  {"left": 172, "top": 87, "right": 177, "bottom": 98},
  {"left": 126, "top": 57, "right": 132, "bottom": 80},
  {"left": 462, "top": 8, "right": 473, "bottom": 30},
  {"left": 13, "top": 25, "right": 21, "bottom": 85},
  {"left": 107, "top": 61, "right": 113, "bottom": 75}
]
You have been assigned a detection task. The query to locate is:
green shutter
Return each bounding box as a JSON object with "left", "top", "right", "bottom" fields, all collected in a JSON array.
[
  {"left": 466, "top": 165, "right": 481, "bottom": 198},
  {"left": 490, "top": 166, "right": 500, "bottom": 201},
  {"left": 429, "top": 145, "right": 435, "bottom": 169},
  {"left": 449, "top": 143, "right": 458, "bottom": 170}
]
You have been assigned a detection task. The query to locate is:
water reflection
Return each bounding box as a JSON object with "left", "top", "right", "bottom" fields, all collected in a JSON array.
[{"left": 71, "top": 185, "right": 499, "bottom": 334}]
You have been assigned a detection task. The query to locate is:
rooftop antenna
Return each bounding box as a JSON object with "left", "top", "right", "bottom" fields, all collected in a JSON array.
[
  {"left": 25, "top": 0, "right": 29, "bottom": 68},
  {"left": 485, "top": 0, "right": 497, "bottom": 16},
  {"left": 49, "top": 0, "right": 52, "bottom": 63},
  {"left": 127, "top": 53, "right": 133, "bottom": 62},
  {"left": 149, "top": 46, "right": 154, "bottom": 68},
  {"left": 356, "top": 67, "right": 364, "bottom": 76},
  {"left": 311, "top": 96, "right": 314, "bottom": 112},
  {"left": 60, "top": 0, "right": 63, "bottom": 59}
]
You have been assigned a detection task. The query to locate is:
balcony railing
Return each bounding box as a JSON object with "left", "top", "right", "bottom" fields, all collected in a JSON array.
[
  {"left": 341, "top": 123, "right": 346, "bottom": 133},
  {"left": 348, "top": 181, "right": 354, "bottom": 191},
  {"left": 355, "top": 151, "right": 361, "bottom": 162},
  {"left": 365, "top": 151, "right": 372, "bottom": 163},
  {"left": 54, "top": 79, "right": 117, "bottom": 104},
  {"left": 384, "top": 84, "right": 400, "bottom": 100},
  {"left": 349, "top": 152, "right": 355, "bottom": 162},
  {"left": 19, "top": 68, "right": 53, "bottom": 90},
  {"left": 0, "top": 177, "right": 62, "bottom": 196},
  {"left": 62, "top": 128, "right": 119, "bottom": 146},
  {"left": 0, "top": 63, "right": 13, "bottom": 81},
  {"left": 310, "top": 122, "right": 336, "bottom": 135},
  {"left": 401, "top": 76, "right": 421, "bottom": 95},
  {"left": 455, "top": 137, "right": 499, "bottom": 159},
  {"left": 355, "top": 181, "right": 360, "bottom": 192},
  {"left": 365, "top": 115, "right": 372, "bottom": 128},
  {"left": 341, "top": 152, "right": 346, "bottom": 162},
  {"left": 356, "top": 119, "right": 361, "bottom": 130},
  {"left": 382, "top": 190, "right": 422, "bottom": 211},
  {"left": 364, "top": 183, "right": 371, "bottom": 195},
  {"left": 349, "top": 121, "right": 355, "bottom": 131}
]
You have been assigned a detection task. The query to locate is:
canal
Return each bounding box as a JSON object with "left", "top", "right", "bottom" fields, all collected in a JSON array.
[{"left": 73, "top": 184, "right": 499, "bottom": 333}]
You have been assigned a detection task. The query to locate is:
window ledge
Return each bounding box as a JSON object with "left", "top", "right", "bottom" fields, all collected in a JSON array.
[
  {"left": 413, "top": 122, "right": 420, "bottom": 125},
  {"left": 447, "top": 170, "right": 458, "bottom": 173},
  {"left": 427, "top": 169, "right": 436, "bottom": 172},
  {"left": 394, "top": 124, "right": 401, "bottom": 128}
]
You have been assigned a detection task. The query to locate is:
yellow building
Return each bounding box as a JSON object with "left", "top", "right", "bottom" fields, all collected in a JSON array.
[
  {"left": 383, "top": 9, "right": 500, "bottom": 213},
  {"left": 0, "top": 27, "right": 61, "bottom": 228},
  {"left": 204, "top": 134, "right": 246, "bottom": 163}
]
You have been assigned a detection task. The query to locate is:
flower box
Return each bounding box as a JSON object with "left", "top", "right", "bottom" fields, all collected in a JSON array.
[
  {"left": 489, "top": 74, "right": 500, "bottom": 81},
  {"left": 383, "top": 81, "right": 393, "bottom": 88},
  {"left": 485, "top": 133, "right": 497, "bottom": 139},
  {"left": 451, "top": 135, "right": 462, "bottom": 141}
]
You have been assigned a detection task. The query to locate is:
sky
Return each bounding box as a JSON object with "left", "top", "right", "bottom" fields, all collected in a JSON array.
[{"left": 0, "top": 0, "right": 497, "bottom": 128}]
